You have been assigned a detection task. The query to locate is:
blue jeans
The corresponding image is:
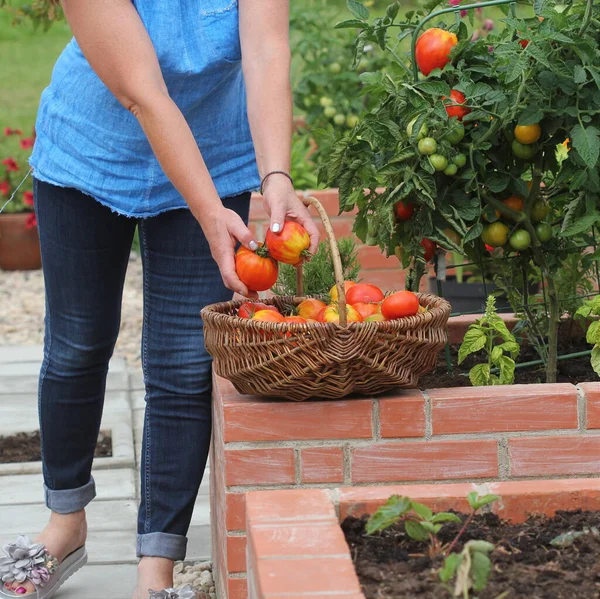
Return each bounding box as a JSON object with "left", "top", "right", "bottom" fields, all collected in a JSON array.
[{"left": 34, "top": 179, "right": 250, "bottom": 561}]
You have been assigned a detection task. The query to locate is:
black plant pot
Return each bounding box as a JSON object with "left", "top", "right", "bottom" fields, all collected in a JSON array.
[{"left": 429, "top": 276, "right": 514, "bottom": 315}]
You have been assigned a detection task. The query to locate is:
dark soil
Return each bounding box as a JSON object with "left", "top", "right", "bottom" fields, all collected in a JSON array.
[
  {"left": 343, "top": 510, "right": 600, "bottom": 598},
  {"left": 420, "top": 337, "right": 597, "bottom": 389},
  {"left": 0, "top": 430, "right": 112, "bottom": 463}
]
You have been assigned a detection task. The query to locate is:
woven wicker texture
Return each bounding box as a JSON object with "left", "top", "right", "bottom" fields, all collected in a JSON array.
[{"left": 201, "top": 197, "right": 451, "bottom": 401}]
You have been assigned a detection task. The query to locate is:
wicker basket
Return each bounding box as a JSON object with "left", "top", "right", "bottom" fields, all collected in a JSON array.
[{"left": 201, "top": 196, "right": 451, "bottom": 401}]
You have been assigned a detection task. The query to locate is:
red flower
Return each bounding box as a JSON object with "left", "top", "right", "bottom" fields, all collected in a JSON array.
[
  {"left": 2, "top": 158, "right": 19, "bottom": 172},
  {"left": 4, "top": 127, "right": 22, "bottom": 136},
  {"left": 25, "top": 213, "right": 37, "bottom": 229},
  {"left": 0, "top": 181, "right": 9, "bottom": 197},
  {"left": 20, "top": 138, "right": 34, "bottom": 150},
  {"left": 23, "top": 191, "right": 34, "bottom": 206}
]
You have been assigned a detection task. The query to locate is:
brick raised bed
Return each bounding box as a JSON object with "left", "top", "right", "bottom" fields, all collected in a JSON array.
[
  {"left": 245, "top": 480, "right": 600, "bottom": 598},
  {"left": 210, "top": 377, "right": 600, "bottom": 598}
]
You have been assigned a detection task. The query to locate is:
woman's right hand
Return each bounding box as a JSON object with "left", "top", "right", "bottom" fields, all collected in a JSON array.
[{"left": 202, "top": 207, "right": 259, "bottom": 299}]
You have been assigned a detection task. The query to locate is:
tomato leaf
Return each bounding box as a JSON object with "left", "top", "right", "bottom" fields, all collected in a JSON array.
[
  {"left": 463, "top": 222, "right": 484, "bottom": 244},
  {"left": 571, "top": 125, "right": 600, "bottom": 169},
  {"left": 559, "top": 212, "right": 600, "bottom": 237},
  {"left": 485, "top": 172, "right": 511, "bottom": 193},
  {"left": 518, "top": 107, "right": 544, "bottom": 126},
  {"left": 346, "top": 0, "right": 370, "bottom": 20},
  {"left": 335, "top": 19, "right": 369, "bottom": 29}
]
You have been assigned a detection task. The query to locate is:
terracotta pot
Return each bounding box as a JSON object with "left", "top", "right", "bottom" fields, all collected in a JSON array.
[{"left": 0, "top": 213, "right": 42, "bottom": 271}]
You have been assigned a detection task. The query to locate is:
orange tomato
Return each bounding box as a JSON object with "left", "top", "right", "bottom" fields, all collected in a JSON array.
[
  {"left": 415, "top": 28, "right": 458, "bottom": 76},
  {"left": 265, "top": 221, "right": 311, "bottom": 265},
  {"left": 353, "top": 302, "right": 381, "bottom": 320},
  {"left": 345, "top": 283, "right": 385, "bottom": 305},
  {"left": 284, "top": 316, "right": 307, "bottom": 324},
  {"left": 514, "top": 123, "right": 541, "bottom": 145},
  {"left": 297, "top": 298, "right": 327, "bottom": 320},
  {"left": 502, "top": 195, "right": 524, "bottom": 220},
  {"left": 320, "top": 304, "right": 363, "bottom": 324},
  {"left": 235, "top": 244, "right": 279, "bottom": 292},
  {"left": 381, "top": 291, "right": 420, "bottom": 320},
  {"left": 329, "top": 280, "right": 356, "bottom": 302},
  {"left": 252, "top": 310, "right": 285, "bottom": 323}
]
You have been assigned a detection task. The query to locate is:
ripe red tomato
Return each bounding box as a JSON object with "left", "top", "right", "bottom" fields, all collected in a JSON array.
[
  {"left": 421, "top": 238, "right": 436, "bottom": 262},
  {"left": 443, "top": 90, "right": 471, "bottom": 121},
  {"left": 353, "top": 302, "right": 381, "bottom": 320},
  {"left": 265, "top": 221, "right": 310, "bottom": 265},
  {"left": 394, "top": 201, "right": 415, "bottom": 221},
  {"left": 252, "top": 309, "right": 285, "bottom": 323},
  {"left": 296, "top": 298, "right": 327, "bottom": 321},
  {"left": 381, "top": 291, "right": 420, "bottom": 320},
  {"left": 235, "top": 244, "right": 279, "bottom": 292},
  {"left": 238, "top": 302, "right": 279, "bottom": 319},
  {"left": 345, "top": 283, "right": 385, "bottom": 305},
  {"left": 415, "top": 28, "right": 458, "bottom": 75},
  {"left": 519, "top": 38, "right": 529, "bottom": 49}
]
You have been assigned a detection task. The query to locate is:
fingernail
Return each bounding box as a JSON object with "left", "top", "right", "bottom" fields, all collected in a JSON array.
[
  {"left": 249, "top": 240, "right": 259, "bottom": 251},
  {"left": 16, "top": 588, "right": 27, "bottom": 595},
  {"left": 271, "top": 223, "right": 281, "bottom": 233}
]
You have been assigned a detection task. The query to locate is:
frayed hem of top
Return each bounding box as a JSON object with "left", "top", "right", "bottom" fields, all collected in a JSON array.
[{"left": 31, "top": 170, "right": 259, "bottom": 219}]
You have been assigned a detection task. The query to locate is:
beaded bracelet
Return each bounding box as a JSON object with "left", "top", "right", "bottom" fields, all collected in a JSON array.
[{"left": 260, "top": 170, "right": 294, "bottom": 195}]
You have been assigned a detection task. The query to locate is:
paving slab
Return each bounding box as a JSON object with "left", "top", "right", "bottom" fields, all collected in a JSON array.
[
  {"left": 0, "top": 346, "right": 44, "bottom": 364},
  {"left": 0, "top": 468, "right": 137, "bottom": 506},
  {"left": 55, "top": 564, "right": 137, "bottom": 599},
  {"left": 0, "top": 500, "right": 138, "bottom": 535}
]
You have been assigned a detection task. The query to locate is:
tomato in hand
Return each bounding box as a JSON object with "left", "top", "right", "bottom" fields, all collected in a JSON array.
[
  {"left": 296, "top": 298, "right": 327, "bottom": 321},
  {"left": 415, "top": 28, "right": 458, "bottom": 75},
  {"left": 394, "top": 201, "right": 415, "bottom": 221},
  {"left": 345, "top": 283, "right": 385, "bottom": 305},
  {"left": 443, "top": 90, "right": 471, "bottom": 121},
  {"left": 514, "top": 123, "right": 541, "bottom": 145},
  {"left": 421, "top": 238, "right": 436, "bottom": 262},
  {"left": 265, "top": 221, "right": 311, "bottom": 265},
  {"left": 381, "top": 291, "right": 420, "bottom": 320},
  {"left": 238, "top": 302, "right": 279, "bottom": 319},
  {"left": 235, "top": 244, "right": 279, "bottom": 292}
]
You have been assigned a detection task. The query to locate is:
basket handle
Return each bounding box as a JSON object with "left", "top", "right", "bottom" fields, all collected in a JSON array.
[{"left": 298, "top": 196, "right": 348, "bottom": 327}]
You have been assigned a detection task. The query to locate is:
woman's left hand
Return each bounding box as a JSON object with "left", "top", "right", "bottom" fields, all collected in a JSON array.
[{"left": 262, "top": 176, "right": 320, "bottom": 255}]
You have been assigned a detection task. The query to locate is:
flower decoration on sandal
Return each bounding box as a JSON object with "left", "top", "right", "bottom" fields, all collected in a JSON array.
[
  {"left": 0, "top": 536, "right": 58, "bottom": 588},
  {"left": 148, "top": 586, "right": 196, "bottom": 599}
]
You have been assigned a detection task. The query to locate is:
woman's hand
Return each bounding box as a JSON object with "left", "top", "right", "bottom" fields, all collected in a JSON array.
[
  {"left": 202, "top": 207, "right": 260, "bottom": 299},
  {"left": 262, "top": 176, "right": 320, "bottom": 255}
]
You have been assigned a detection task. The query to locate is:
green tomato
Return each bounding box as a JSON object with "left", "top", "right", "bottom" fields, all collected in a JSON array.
[
  {"left": 346, "top": 114, "right": 359, "bottom": 128},
  {"left": 512, "top": 140, "right": 538, "bottom": 160},
  {"left": 429, "top": 154, "right": 449, "bottom": 172},
  {"left": 333, "top": 113, "right": 347, "bottom": 126},
  {"left": 418, "top": 137, "right": 438, "bottom": 156},
  {"left": 329, "top": 62, "right": 342, "bottom": 74},
  {"left": 406, "top": 117, "right": 429, "bottom": 140},
  {"left": 323, "top": 106, "right": 337, "bottom": 119},
  {"left": 535, "top": 222, "right": 553, "bottom": 242},
  {"left": 531, "top": 200, "right": 550, "bottom": 222},
  {"left": 452, "top": 153, "right": 467, "bottom": 168},
  {"left": 303, "top": 96, "right": 314, "bottom": 108},
  {"left": 444, "top": 163, "right": 458, "bottom": 176},
  {"left": 445, "top": 123, "right": 465, "bottom": 145},
  {"left": 319, "top": 96, "right": 333, "bottom": 108},
  {"left": 509, "top": 229, "right": 532, "bottom": 251},
  {"left": 482, "top": 222, "right": 509, "bottom": 247}
]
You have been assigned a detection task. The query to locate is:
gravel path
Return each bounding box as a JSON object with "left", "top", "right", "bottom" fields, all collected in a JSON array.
[{"left": 0, "top": 253, "right": 144, "bottom": 368}]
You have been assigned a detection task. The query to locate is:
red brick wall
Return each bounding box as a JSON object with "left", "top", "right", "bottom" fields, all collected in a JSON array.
[{"left": 211, "top": 378, "right": 600, "bottom": 598}]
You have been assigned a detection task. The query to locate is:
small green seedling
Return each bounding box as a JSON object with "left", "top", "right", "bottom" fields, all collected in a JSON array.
[
  {"left": 575, "top": 295, "right": 600, "bottom": 377},
  {"left": 458, "top": 295, "right": 520, "bottom": 386}
]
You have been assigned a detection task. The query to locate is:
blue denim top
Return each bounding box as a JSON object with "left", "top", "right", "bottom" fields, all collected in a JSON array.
[{"left": 30, "top": 0, "right": 260, "bottom": 218}]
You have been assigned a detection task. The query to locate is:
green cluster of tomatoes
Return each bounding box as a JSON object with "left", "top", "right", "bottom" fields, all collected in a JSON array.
[
  {"left": 317, "top": 94, "right": 360, "bottom": 129},
  {"left": 408, "top": 117, "right": 468, "bottom": 176}
]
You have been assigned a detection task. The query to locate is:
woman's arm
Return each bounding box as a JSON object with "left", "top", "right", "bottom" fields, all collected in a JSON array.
[
  {"left": 61, "top": 0, "right": 257, "bottom": 296},
  {"left": 239, "top": 0, "right": 319, "bottom": 254}
]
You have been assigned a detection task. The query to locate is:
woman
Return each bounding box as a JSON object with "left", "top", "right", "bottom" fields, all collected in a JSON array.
[{"left": 0, "top": 1, "right": 318, "bottom": 598}]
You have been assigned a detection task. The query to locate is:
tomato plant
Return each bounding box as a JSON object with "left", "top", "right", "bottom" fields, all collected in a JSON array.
[{"left": 321, "top": 0, "right": 600, "bottom": 383}]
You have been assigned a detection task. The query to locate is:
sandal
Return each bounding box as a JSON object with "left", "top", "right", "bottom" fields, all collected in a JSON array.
[
  {"left": 148, "top": 586, "right": 196, "bottom": 599},
  {"left": 0, "top": 536, "right": 87, "bottom": 598}
]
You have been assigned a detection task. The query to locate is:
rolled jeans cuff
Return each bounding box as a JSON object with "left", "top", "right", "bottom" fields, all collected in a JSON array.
[
  {"left": 44, "top": 477, "right": 96, "bottom": 514},
  {"left": 137, "top": 532, "right": 187, "bottom": 561}
]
